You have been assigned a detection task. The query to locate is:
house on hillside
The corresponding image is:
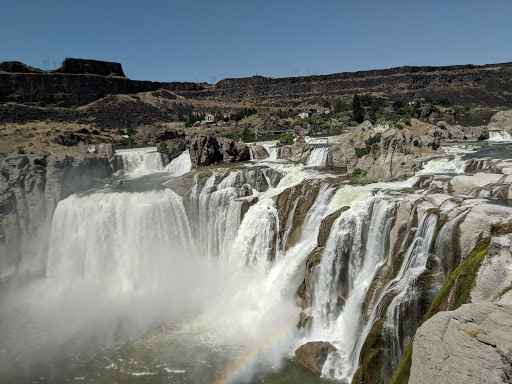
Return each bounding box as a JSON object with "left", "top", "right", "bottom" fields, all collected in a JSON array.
[
  {"left": 298, "top": 111, "right": 310, "bottom": 119},
  {"left": 316, "top": 107, "right": 331, "bottom": 115},
  {"left": 201, "top": 113, "right": 216, "bottom": 125}
]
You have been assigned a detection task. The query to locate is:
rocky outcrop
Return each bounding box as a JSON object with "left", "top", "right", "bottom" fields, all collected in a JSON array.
[
  {"left": 216, "top": 138, "right": 250, "bottom": 163},
  {"left": 278, "top": 142, "right": 313, "bottom": 163},
  {"left": 0, "top": 58, "right": 204, "bottom": 107},
  {"left": 249, "top": 145, "right": 269, "bottom": 160},
  {"left": 188, "top": 135, "right": 250, "bottom": 167},
  {"left": 57, "top": 58, "right": 125, "bottom": 77},
  {"left": 488, "top": 110, "right": 512, "bottom": 130},
  {"left": 295, "top": 341, "right": 338, "bottom": 375},
  {"left": 434, "top": 120, "right": 489, "bottom": 141},
  {"left": 327, "top": 121, "right": 440, "bottom": 179},
  {"left": 189, "top": 135, "right": 221, "bottom": 167},
  {"left": 409, "top": 302, "right": 512, "bottom": 384},
  {"left": 0, "top": 154, "right": 113, "bottom": 279}
]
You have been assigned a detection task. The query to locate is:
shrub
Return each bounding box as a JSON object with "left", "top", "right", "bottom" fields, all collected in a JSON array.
[
  {"left": 157, "top": 141, "right": 169, "bottom": 154},
  {"left": 279, "top": 133, "right": 294, "bottom": 146},
  {"left": 354, "top": 133, "right": 381, "bottom": 158},
  {"left": 17, "top": 147, "right": 25, "bottom": 154}
]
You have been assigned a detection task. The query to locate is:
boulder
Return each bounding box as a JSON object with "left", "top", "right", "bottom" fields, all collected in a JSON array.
[
  {"left": 189, "top": 135, "right": 221, "bottom": 167},
  {"left": 409, "top": 302, "right": 512, "bottom": 384},
  {"left": 488, "top": 110, "right": 512, "bottom": 130},
  {"left": 295, "top": 341, "right": 338, "bottom": 375},
  {"left": 279, "top": 142, "right": 313, "bottom": 163},
  {"left": 249, "top": 145, "right": 269, "bottom": 160},
  {"left": 216, "top": 137, "right": 250, "bottom": 163},
  {"left": 435, "top": 121, "right": 488, "bottom": 141},
  {"left": 161, "top": 137, "right": 187, "bottom": 165}
]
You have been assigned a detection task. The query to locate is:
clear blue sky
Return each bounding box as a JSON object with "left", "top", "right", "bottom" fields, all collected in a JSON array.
[{"left": 1, "top": 0, "right": 511, "bottom": 83}]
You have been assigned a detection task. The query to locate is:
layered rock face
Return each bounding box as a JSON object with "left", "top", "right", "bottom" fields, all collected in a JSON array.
[
  {"left": 0, "top": 154, "right": 112, "bottom": 279},
  {"left": 213, "top": 63, "right": 512, "bottom": 106},
  {"left": 0, "top": 58, "right": 204, "bottom": 107},
  {"left": 2, "top": 59, "right": 512, "bottom": 107}
]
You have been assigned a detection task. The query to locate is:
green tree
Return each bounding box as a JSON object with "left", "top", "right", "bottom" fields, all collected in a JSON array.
[
  {"left": 353, "top": 94, "right": 364, "bottom": 124},
  {"left": 369, "top": 108, "right": 377, "bottom": 124},
  {"left": 279, "top": 133, "right": 294, "bottom": 146}
]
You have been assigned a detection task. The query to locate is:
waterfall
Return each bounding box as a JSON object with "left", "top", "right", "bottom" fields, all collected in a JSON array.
[
  {"left": 263, "top": 144, "right": 280, "bottom": 160},
  {"left": 434, "top": 209, "right": 469, "bottom": 280},
  {"left": 114, "top": 147, "right": 164, "bottom": 177},
  {"left": 352, "top": 212, "right": 438, "bottom": 378},
  {"left": 488, "top": 130, "right": 512, "bottom": 142},
  {"left": 307, "top": 197, "right": 397, "bottom": 378},
  {"left": 5, "top": 148, "right": 490, "bottom": 383},
  {"left": 306, "top": 147, "right": 329, "bottom": 167},
  {"left": 163, "top": 150, "right": 192, "bottom": 177},
  {"left": 305, "top": 137, "right": 329, "bottom": 145},
  {"left": 417, "top": 155, "right": 468, "bottom": 174},
  {"left": 47, "top": 189, "right": 193, "bottom": 289}
]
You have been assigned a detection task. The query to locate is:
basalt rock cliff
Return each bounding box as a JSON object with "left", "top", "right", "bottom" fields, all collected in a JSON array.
[{"left": 1, "top": 59, "right": 512, "bottom": 108}]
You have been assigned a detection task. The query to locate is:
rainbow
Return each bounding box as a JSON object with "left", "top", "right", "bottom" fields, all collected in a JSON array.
[{"left": 210, "top": 323, "right": 299, "bottom": 384}]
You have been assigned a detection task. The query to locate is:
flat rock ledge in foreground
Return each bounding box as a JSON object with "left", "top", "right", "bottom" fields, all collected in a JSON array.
[{"left": 409, "top": 301, "right": 512, "bottom": 384}]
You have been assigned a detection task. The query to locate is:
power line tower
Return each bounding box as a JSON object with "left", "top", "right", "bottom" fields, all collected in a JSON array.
[
  {"left": 53, "top": 61, "right": 57, "bottom": 70},
  {"left": 210, "top": 76, "right": 216, "bottom": 84},
  {"left": 43, "top": 60, "right": 50, "bottom": 71}
]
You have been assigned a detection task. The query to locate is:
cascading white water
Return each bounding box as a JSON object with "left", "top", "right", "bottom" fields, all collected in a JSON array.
[
  {"left": 114, "top": 147, "right": 164, "bottom": 177},
  {"left": 263, "top": 144, "right": 280, "bottom": 160},
  {"left": 163, "top": 150, "right": 192, "bottom": 177},
  {"left": 306, "top": 147, "right": 330, "bottom": 167},
  {"left": 47, "top": 189, "right": 194, "bottom": 290},
  {"left": 306, "top": 197, "right": 397, "bottom": 378},
  {"left": 380, "top": 213, "right": 438, "bottom": 369},
  {"left": 305, "top": 137, "right": 329, "bottom": 145},
  {"left": 434, "top": 209, "right": 469, "bottom": 280},
  {"left": 488, "top": 130, "right": 512, "bottom": 142},
  {"left": 417, "top": 155, "right": 468, "bottom": 174},
  {"left": 346, "top": 212, "right": 438, "bottom": 377}
]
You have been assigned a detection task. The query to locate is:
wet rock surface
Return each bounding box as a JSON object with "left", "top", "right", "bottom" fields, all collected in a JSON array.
[{"left": 295, "top": 341, "right": 338, "bottom": 375}]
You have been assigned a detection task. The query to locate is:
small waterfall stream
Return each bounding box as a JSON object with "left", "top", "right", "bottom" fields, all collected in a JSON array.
[
  {"left": 488, "top": 130, "right": 512, "bottom": 142},
  {"left": 306, "top": 147, "right": 329, "bottom": 167}
]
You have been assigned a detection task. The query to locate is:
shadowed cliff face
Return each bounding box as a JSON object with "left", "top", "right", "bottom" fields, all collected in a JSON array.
[
  {"left": 0, "top": 58, "right": 207, "bottom": 107},
  {"left": 1, "top": 59, "right": 512, "bottom": 108},
  {"left": 210, "top": 63, "right": 512, "bottom": 106}
]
